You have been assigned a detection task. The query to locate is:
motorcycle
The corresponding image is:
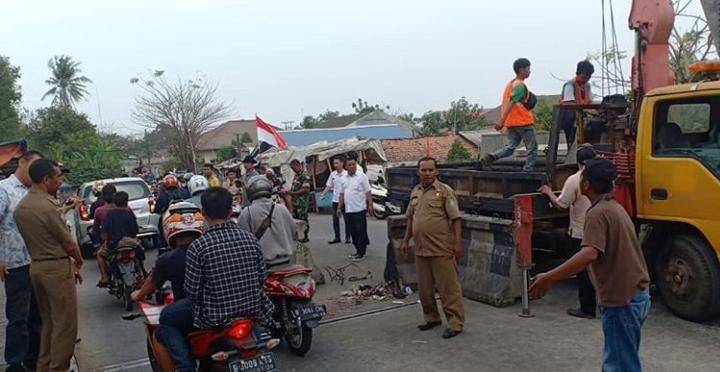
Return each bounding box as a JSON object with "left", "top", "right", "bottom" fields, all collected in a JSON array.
[
  {"left": 370, "top": 182, "right": 401, "bottom": 220},
  {"left": 265, "top": 264, "right": 326, "bottom": 356},
  {"left": 123, "top": 293, "right": 279, "bottom": 372},
  {"left": 107, "top": 243, "right": 146, "bottom": 311}
]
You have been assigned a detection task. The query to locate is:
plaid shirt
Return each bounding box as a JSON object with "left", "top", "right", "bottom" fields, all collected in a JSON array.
[{"left": 184, "top": 222, "right": 274, "bottom": 329}]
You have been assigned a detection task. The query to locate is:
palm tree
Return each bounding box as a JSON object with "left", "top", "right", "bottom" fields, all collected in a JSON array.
[{"left": 41, "top": 55, "right": 92, "bottom": 108}]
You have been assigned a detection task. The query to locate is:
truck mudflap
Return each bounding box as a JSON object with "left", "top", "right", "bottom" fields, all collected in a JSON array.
[{"left": 385, "top": 195, "right": 534, "bottom": 307}]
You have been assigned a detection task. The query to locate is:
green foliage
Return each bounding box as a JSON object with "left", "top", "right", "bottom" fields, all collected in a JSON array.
[
  {"left": 533, "top": 97, "right": 555, "bottom": 131},
  {"left": 300, "top": 115, "right": 318, "bottom": 129},
  {"left": 446, "top": 97, "right": 487, "bottom": 132},
  {"left": 447, "top": 140, "right": 472, "bottom": 161},
  {"left": 27, "top": 106, "right": 122, "bottom": 184},
  {"left": 0, "top": 56, "right": 23, "bottom": 141},
  {"left": 240, "top": 132, "right": 253, "bottom": 144},
  {"left": 215, "top": 146, "right": 236, "bottom": 162},
  {"left": 41, "top": 55, "right": 92, "bottom": 108},
  {"left": 352, "top": 98, "right": 389, "bottom": 114},
  {"left": 418, "top": 111, "right": 445, "bottom": 135},
  {"left": 317, "top": 110, "right": 340, "bottom": 122}
]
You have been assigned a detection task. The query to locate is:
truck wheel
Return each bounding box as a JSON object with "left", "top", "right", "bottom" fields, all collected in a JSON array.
[{"left": 655, "top": 234, "right": 720, "bottom": 322}]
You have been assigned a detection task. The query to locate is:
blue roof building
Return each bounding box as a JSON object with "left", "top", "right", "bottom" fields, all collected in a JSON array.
[{"left": 280, "top": 124, "right": 413, "bottom": 147}]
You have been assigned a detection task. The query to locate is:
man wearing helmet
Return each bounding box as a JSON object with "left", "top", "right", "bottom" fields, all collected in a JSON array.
[
  {"left": 185, "top": 175, "right": 209, "bottom": 209},
  {"left": 155, "top": 175, "right": 184, "bottom": 249},
  {"left": 238, "top": 176, "right": 296, "bottom": 267},
  {"left": 131, "top": 201, "right": 205, "bottom": 372}
]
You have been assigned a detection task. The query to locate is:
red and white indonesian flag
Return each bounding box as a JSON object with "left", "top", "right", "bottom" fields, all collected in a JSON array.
[{"left": 256, "top": 115, "right": 287, "bottom": 150}]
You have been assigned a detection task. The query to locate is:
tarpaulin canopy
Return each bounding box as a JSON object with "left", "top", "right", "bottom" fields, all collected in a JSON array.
[{"left": 0, "top": 139, "right": 28, "bottom": 179}]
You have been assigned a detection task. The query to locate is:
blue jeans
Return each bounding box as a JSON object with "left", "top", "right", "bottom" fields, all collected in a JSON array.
[
  {"left": 331, "top": 202, "right": 351, "bottom": 242},
  {"left": 600, "top": 289, "right": 651, "bottom": 372},
  {"left": 4, "top": 265, "right": 41, "bottom": 367},
  {"left": 490, "top": 125, "right": 538, "bottom": 171},
  {"left": 156, "top": 298, "right": 195, "bottom": 372},
  {"left": 560, "top": 109, "right": 577, "bottom": 146}
]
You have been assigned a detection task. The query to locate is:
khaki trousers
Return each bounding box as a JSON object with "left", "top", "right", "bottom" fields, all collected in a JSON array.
[
  {"left": 30, "top": 259, "right": 78, "bottom": 372},
  {"left": 415, "top": 255, "right": 465, "bottom": 331}
]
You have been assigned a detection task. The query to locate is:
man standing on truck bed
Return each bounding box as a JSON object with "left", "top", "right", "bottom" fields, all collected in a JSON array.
[
  {"left": 480, "top": 58, "right": 538, "bottom": 172},
  {"left": 400, "top": 157, "right": 465, "bottom": 339},
  {"left": 538, "top": 144, "right": 597, "bottom": 319},
  {"left": 559, "top": 60, "right": 595, "bottom": 145},
  {"left": 529, "top": 158, "right": 651, "bottom": 372}
]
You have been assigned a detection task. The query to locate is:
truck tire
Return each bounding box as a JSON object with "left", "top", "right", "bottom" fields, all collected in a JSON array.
[{"left": 655, "top": 234, "right": 720, "bottom": 322}]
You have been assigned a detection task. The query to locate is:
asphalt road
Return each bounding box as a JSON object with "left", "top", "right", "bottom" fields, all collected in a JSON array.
[{"left": 2, "top": 213, "right": 720, "bottom": 371}]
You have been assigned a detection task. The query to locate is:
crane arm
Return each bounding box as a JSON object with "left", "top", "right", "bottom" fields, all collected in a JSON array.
[{"left": 629, "top": 0, "right": 676, "bottom": 96}]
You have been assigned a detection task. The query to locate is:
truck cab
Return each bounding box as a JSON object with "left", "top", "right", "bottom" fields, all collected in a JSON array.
[{"left": 636, "top": 81, "right": 720, "bottom": 321}]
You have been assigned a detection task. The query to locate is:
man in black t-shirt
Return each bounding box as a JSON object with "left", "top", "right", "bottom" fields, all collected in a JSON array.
[{"left": 98, "top": 191, "right": 139, "bottom": 285}]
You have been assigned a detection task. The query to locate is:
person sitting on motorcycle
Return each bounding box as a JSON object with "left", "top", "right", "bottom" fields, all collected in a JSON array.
[
  {"left": 238, "top": 176, "right": 296, "bottom": 267},
  {"left": 155, "top": 175, "right": 184, "bottom": 248},
  {"left": 97, "top": 191, "right": 141, "bottom": 286},
  {"left": 185, "top": 175, "right": 209, "bottom": 209},
  {"left": 155, "top": 187, "right": 273, "bottom": 372}
]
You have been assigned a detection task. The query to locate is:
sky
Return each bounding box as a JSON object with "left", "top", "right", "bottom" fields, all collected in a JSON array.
[{"left": 0, "top": 0, "right": 707, "bottom": 136}]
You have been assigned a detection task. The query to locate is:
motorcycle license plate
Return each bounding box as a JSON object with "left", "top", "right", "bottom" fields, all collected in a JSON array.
[
  {"left": 291, "top": 304, "right": 327, "bottom": 320},
  {"left": 229, "top": 352, "right": 276, "bottom": 372}
]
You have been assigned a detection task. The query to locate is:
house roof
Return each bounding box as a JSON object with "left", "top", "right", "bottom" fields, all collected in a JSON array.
[
  {"left": 312, "top": 114, "right": 364, "bottom": 129},
  {"left": 197, "top": 119, "right": 282, "bottom": 151},
  {"left": 313, "top": 111, "right": 416, "bottom": 131},
  {"left": 458, "top": 129, "right": 496, "bottom": 148},
  {"left": 380, "top": 133, "right": 479, "bottom": 163},
  {"left": 280, "top": 124, "right": 413, "bottom": 147}
]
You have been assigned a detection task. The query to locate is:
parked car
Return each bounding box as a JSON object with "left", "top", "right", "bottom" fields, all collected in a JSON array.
[{"left": 73, "top": 177, "right": 160, "bottom": 257}]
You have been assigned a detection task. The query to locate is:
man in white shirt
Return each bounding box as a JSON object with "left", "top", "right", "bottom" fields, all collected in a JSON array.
[
  {"left": 320, "top": 155, "right": 351, "bottom": 245},
  {"left": 538, "top": 144, "right": 597, "bottom": 319},
  {"left": 337, "top": 156, "right": 373, "bottom": 262}
]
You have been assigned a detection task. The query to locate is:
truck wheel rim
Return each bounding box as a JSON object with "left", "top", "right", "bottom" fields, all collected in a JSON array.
[{"left": 666, "top": 258, "right": 693, "bottom": 297}]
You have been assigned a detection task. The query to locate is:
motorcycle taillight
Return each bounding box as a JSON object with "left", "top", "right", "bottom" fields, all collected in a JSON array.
[
  {"left": 79, "top": 203, "right": 91, "bottom": 221},
  {"left": 227, "top": 319, "right": 253, "bottom": 340}
]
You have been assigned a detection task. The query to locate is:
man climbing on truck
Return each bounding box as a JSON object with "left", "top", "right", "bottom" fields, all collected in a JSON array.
[{"left": 481, "top": 58, "right": 538, "bottom": 172}]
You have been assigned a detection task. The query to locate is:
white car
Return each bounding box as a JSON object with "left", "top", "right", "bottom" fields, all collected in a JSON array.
[{"left": 73, "top": 177, "right": 160, "bottom": 257}]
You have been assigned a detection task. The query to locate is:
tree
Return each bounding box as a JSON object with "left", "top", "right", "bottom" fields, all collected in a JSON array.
[
  {"left": 41, "top": 55, "right": 92, "bottom": 108},
  {"left": 352, "top": 98, "right": 389, "bottom": 114},
  {"left": 240, "top": 132, "right": 253, "bottom": 144},
  {"left": 317, "top": 110, "right": 340, "bottom": 122},
  {"left": 299, "top": 115, "right": 319, "bottom": 129},
  {"left": 215, "top": 146, "right": 236, "bottom": 162},
  {"left": 447, "top": 139, "right": 472, "bottom": 161},
  {"left": 0, "top": 56, "right": 23, "bottom": 141},
  {"left": 532, "top": 97, "right": 556, "bottom": 131},
  {"left": 446, "top": 97, "right": 487, "bottom": 132},
  {"left": 418, "top": 111, "right": 445, "bottom": 135},
  {"left": 131, "top": 70, "right": 232, "bottom": 171},
  {"left": 28, "top": 106, "right": 97, "bottom": 151}
]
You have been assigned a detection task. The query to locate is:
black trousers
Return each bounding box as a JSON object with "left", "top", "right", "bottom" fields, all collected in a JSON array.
[
  {"left": 4, "top": 265, "right": 41, "bottom": 367},
  {"left": 331, "top": 202, "right": 351, "bottom": 241},
  {"left": 569, "top": 238, "right": 597, "bottom": 315},
  {"left": 346, "top": 211, "right": 369, "bottom": 257}
]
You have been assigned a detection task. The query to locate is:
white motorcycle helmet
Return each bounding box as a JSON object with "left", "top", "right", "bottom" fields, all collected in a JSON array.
[
  {"left": 162, "top": 201, "right": 205, "bottom": 247},
  {"left": 188, "top": 175, "right": 209, "bottom": 196}
]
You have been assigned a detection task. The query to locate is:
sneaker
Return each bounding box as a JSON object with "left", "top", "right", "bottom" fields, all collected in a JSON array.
[
  {"left": 345, "top": 239, "right": 352, "bottom": 244},
  {"left": 351, "top": 255, "right": 365, "bottom": 262},
  {"left": 328, "top": 239, "right": 341, "bottom": 244},
  {"left": 480, "top": 154, "right": 494, "bottom": 170},
  {"left": 566, "top": 308, "right": 595, "bottom": 319},
  {"left": 348, "top": 253, "right": 358, "bottom": 259}
]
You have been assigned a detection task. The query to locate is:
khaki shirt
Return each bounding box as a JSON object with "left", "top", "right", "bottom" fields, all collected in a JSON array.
[
  {"left": 222, "top": 179, "right": 241, "bottom": 196},
  {"left": 406, "top": 180, "right": 461, "bottom": 257},
  {"left": 15, "top": 187, "right": 73, "bottom": 261}
]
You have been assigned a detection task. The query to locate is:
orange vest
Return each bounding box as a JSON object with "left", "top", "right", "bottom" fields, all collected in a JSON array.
[
  {"left": 561, "top": 78, "right": 590, "bottom": 104},
  {"left": 502, "top": 79, "right": 534, "bottom": 127}
]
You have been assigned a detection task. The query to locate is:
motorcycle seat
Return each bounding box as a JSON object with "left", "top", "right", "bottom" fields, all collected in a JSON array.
[{"left": 267, "top": 264, "right": 312, "bottom": 277}]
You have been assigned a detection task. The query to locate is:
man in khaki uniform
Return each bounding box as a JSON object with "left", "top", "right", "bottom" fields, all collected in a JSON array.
[
  {"left": 401, "top": 157, "right": 465, "bottom": 339},
  {"left": 15, "top": 159, "right": 84, "bottom": 372}
]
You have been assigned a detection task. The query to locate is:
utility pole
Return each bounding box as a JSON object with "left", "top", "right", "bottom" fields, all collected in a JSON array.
[{"left": 281, "top": 120, "right": 294, "bottom": 130}]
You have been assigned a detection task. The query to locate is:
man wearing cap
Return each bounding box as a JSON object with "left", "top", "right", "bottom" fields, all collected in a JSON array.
[
  {"left": 530, "top": 158, "right": 650, "bottom": 372},
  {"left": 0, "top": 151, "right": 44, "bottom": 372},
  {"left": 202, "top": 164, "right": 221, "bottom": 188},
  {"left": 15, "top": 159, "right": 84, "bottom": 372},
  {"left": 241, "top": 156, "right": 259, "bottom": 207},
  {"left": 538, "top": 145, "right": 597, "bottom": 319},
  {"left": 289, "top": 159, "right": 311, "bottom": 243}
]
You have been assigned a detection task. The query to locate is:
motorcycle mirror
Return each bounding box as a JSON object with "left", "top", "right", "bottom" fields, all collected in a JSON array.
[{"left": 121, "top": 312, "right": 141, "bottom": 321}]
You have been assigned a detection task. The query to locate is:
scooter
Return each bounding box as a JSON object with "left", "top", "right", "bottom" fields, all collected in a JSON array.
[
  {"left": 265, "top": 265, "right": 326, "bottom": 356},
  {"left": 123, "top": 292, "right": 279, "bottom": 372},
  {"left": 370, "top": 183, "right": 402, "bottom": 220}
]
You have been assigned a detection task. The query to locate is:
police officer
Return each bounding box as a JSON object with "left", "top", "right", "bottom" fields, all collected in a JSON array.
[
  {"left": 15, "top": 159, "right": 84, "bottom": 372},
  {"left": 400, "top": 156, "right": 465, "bottom": 339}
]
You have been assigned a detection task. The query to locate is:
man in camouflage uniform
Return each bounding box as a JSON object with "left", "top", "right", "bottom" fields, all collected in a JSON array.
[{"left": 289, "top": 159, "right": 311, "bottom": 243}]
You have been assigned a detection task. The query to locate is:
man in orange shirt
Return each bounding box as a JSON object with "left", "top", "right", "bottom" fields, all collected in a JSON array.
[{"left": 481, "top": 58, "right": 538, "bottom": 172}]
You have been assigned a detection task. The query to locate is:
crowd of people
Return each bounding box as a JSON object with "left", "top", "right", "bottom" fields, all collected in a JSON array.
[{"left": 0, "top": 58, "right": 651, "bottom": 372}]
